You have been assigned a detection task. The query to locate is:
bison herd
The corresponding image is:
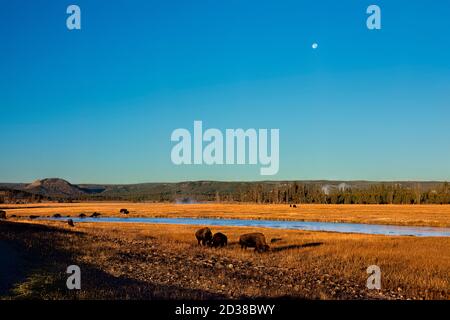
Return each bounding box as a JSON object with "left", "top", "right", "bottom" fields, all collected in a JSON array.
[
  {"left": 0, "top": 208, "right": 272, "bottom": 254},
  {"left": 195, "top": 227, "right": 270, "bottom": 253}
]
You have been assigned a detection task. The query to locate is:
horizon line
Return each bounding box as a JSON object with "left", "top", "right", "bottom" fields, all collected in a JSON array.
[{"left": 1, "top": 178, "right": 449, "bottom": 186}]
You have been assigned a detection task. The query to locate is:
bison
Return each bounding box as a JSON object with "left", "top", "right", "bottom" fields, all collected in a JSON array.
[
  {"left": 210, "top": 232, "right": 228, "bottom": 248},
  {"left": 68, "top": 219, "right": 75, "bottom": 227},
  {"left": 195, "top": 227, "right": 213, "bottom": 246},
  {"left": 0, "top": 210, "right": 6, "bottom": 219},
  {"left": 239, "top": 233, "right": 270, "bottom": 253},
  {"left": 91, "top": 212, "right": 101, "bottom": 218},
  {"left": 120, "top": 208, "right": 129, "bottom": 214},
  {"left": 53, "top": 213, "right": 62, "bottom": 218},
  {"left": 79, "top": 213, "right": 86, "bottom": 218}
]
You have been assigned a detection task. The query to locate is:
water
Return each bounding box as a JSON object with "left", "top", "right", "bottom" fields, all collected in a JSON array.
[{"left": 39, "top": 216, "right": 450, "bottom": 237}]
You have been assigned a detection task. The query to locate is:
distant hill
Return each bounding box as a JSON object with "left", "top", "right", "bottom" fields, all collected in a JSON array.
[{"left": 24, "top": 178, "right": 88, "bottom": 198}]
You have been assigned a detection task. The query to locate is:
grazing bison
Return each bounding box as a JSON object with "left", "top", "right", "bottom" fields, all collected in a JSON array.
[
  {"left": 120, "top": 208, "right": 129, "bottom": 214},
  {"left": 0, "top": 210, "right": 6, "bottom": 219},
  {"left": 79, "top": 213, "right": 86, "bottom": 218},
  {"left": 195, "top": 227, "right": 213, "bottom": 246},
  {"left": 293, "top": 204, "right": 297, "bottom": 208},
  {"left": 91, "top": 212, "right": 101, "bottom": 218},
  {"left": 53, "top": 213, "right": 62, "bottom": 218},
  {"left": 239, "top": 233, "right": 270, "bottom": 253},
  {"left": 68, "top": 219, "right": 75, "bottom": 227},
  {"left": 210, "top": 232, "right": 228, "bottom": 248},
  {"left": 29, "top": 215, "right": 39, "bottom": 220}
]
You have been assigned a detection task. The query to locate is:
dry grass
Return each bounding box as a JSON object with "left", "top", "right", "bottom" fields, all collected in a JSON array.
[
  {"left": 3, "top": 219, "right": 449, "bottom": 300},
  {"left": 2, "top": 202, "right": 449, "bottom": 300},
  {"left": 82, "top": 222, "right": 450, "bottom": 299},
  {"left": 3, "top": 202, "right": 450, "bottom": 227}
]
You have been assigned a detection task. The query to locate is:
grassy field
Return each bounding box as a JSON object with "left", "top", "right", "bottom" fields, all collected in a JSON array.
[
  {"left": 1, "top": 203, "right": 449, "bottom": 300},
  {"left": 0, "top": 218, "right": 449, "bottom": 300},
  {"left": 2, "top": 202, "right": 450, "bottom": 227}
]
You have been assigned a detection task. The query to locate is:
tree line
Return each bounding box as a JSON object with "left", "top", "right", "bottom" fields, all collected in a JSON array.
[
  {"left": 7, "top": 182, "right": 448, "bottom": 205},
  {"left": 101, "top": 182, "right": 449, "bottom": 204},
  {"left": 204, "top": 182, "right": 450, "bottom": 205}
]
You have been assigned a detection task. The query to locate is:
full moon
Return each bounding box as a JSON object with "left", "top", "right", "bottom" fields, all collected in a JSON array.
[{"left": 312, "top": 42, "right": 318, "bottom": 49}]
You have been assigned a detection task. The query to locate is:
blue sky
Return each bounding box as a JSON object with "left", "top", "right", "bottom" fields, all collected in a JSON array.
[{"left": 1, "top": 0, "right": 449, "bottom": 183}]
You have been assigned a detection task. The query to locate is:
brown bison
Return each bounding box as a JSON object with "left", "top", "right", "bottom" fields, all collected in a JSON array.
[
  {"left": 195, "top": 227, "right": 213, "bottom": 246},
  {"left": 68, "top": 219, "right": 75, "bottom": 227},
  {"left": 90, "top": 212, "right": 101, "bottom": 218},
  {"left": 120, "top": 208, "right": 129, "bottom": 214},
  {"left": 53, "top": 213, "right": 62, "bottom": 218},
  {"left": 239, "top": 233, "right": 270, "bottom": 252},
  {"left": 79, "top": 213, "right": 86, "bottom": 218},
  {"left": 210, "top": 232, "right": 228, "bottom": 248},
  {"left": 0, "top": 210, "right": 6, "bottom": 219}
]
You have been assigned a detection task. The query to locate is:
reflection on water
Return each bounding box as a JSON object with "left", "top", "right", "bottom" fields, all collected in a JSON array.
[{"left": 39, "top": 216, "right": 450, "bottom": 237}]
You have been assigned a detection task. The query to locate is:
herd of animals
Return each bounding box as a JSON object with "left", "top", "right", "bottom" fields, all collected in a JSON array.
[
  {"left": 195, "top": 227, "right": 270, "bottom": 253},
  {"left": 0, "top": 209, "right": 272, "bottom": 252}
]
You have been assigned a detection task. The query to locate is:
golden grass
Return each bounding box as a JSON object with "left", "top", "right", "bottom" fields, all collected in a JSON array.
[
  {"left": 15, "top": 219, "right": 450, "bottom": 299},
  {"left": 3, "top": 202, "right": 450, "bottom": 227},
  {"left": 3, "top": 202, "right": 450, "bottom": 299}
]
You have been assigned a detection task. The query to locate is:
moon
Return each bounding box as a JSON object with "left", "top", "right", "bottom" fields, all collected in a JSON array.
[{"left": 312, "top": 42, "right": 318, "bottom": 49}]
